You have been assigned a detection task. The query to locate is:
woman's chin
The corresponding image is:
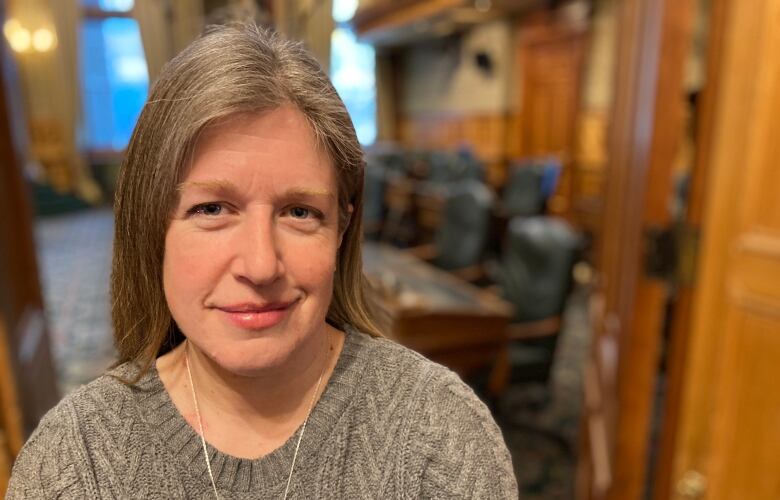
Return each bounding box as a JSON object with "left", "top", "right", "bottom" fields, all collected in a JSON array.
[
  {"left": 184, "top": 317, "right": 327, "bottom": 378},
  {"left": 199, "top": 341, "right": 294, "bottom": 378}
]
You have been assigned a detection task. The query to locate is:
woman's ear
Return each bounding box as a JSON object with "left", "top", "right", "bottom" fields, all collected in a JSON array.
[{"left": 338, "top": 204, "right": 354, "bottom": 248}]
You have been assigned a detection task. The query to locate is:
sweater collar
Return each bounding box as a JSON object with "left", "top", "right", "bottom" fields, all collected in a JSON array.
[{"left": 130, "top": 326, "right": 372, "bottom": 493}]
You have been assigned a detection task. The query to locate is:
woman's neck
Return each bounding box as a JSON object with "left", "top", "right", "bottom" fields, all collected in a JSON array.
[
  {"left": 157, "top": 325, "right": 345, "bottom": 458},
  {"left": 188, "top": 327, "right": 336, "bottom": 415}
]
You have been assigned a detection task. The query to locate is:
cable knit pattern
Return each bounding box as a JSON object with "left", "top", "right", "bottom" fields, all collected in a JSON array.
[{"left": 8, "top": 328, "right": 518, "bottom": 499}]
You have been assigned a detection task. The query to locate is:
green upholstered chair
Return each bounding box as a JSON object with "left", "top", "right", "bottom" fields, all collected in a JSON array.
[
  {"left": 471, "top": 215, "right": 581, "bottom": 454},
  {"left": 427, "top": 151, "right": 485, "bottom": 184},
  {"left": 499, "top": 215, "right": 581, "bottom": 385},
  {"left": 435, "top": 180, "right": 494, "bottom": 269},
  {"left": 502, "top": 164, "right": 546, "bottom": 218},
  {"left": 408, "top": 179, "right": 494, "bottom": 282},
  {"left": 362, "top": 160, "right": 387, "bottom": 240}
]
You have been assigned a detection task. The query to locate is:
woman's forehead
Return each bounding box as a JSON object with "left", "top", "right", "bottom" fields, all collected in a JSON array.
[
  {"left": 188, "top": 106, "right": 332, "bottom": 173},
  {"left": 179, "top": 107, "right": 339, "bottom": 197},
  {"left": 196, "top": 105, "right": 315, "bottom": 149}
]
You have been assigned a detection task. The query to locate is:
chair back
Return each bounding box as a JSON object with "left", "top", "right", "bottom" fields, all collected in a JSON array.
[
  {"left": 502, "top": 164, "right": 546, "bottom": 217},
  {"left": 456, "top": 154, "right": 485, "bottom": 183},
  {"left": 501, "top": 216, "right": 580, "bottom": 322},
  {"left": 427, "top": 151, "right": 485, "bottom": 184},
  {"left": 362, "top": 161, "right": 386, "bottom": 238},
  {"left": 427, "top": 152, "right": 458, "bottom": 183},
  {"left": 434, "top": 180, "right": 494, "bottom": 270}
]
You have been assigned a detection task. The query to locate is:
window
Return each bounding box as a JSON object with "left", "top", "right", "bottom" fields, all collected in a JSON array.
[
  {"left": 80, "top": 0, "right": 148, "bottom": 152},
  {"left": 330, "top": 0, "right": 376, "bottom": 146}
]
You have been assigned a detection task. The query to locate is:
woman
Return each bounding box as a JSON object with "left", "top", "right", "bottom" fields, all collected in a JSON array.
[{"left": 9, "top": 24, "right": 517, "bottom": 499}]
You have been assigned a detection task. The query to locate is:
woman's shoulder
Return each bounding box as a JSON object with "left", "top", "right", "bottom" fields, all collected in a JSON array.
[
  {"left": 6, "top": 362, "right": 149, "bottom": 498},
  {"left": 345, "top": 326, "right": 498, "bottom": 422},
  {"left": 345, "top": 326, "right": 455, "bottom": 389},
  {"left": 345, "top": 328, "right": 518, "bottom": 497},
  {"left": 19, "top": 361, "right": 153, "bottom": 451},
  {"left": 54, "top": 362, "right": 148, "bottom": 418},
  {"left": 415, "top": 363, "right": 519, "bottom": 499}
]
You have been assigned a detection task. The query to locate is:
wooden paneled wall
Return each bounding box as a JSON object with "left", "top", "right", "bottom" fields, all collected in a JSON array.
[{"left": 571, "top": 109, "right": 609, "bottom": 236}]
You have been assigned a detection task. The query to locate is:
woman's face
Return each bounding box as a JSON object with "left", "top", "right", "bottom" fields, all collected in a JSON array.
[{"left": 163, "top": 105, "right": 344, "bottom": 376}]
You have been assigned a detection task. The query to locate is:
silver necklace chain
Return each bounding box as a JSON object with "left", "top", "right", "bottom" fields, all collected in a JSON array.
[{"left": 184, "top": 341, "right": 327, "bottom": 500}]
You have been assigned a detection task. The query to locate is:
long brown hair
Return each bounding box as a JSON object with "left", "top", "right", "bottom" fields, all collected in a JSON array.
[{"left": 111, "top": 23, "right": 383, "bottom": 375}]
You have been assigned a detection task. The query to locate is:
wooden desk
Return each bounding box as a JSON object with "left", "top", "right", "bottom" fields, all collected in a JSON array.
[{"left": 362, "top": 242, "right": 514, "bottom": 391}]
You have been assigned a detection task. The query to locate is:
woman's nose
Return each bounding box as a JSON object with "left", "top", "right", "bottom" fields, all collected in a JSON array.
[{"left": 231, "top": 215, "right": 285, "bottom": 286}]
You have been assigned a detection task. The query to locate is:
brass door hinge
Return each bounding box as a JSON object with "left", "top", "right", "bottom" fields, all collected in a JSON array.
[{"left": 644, "top": 222, "right": 699, "bottom": 286}]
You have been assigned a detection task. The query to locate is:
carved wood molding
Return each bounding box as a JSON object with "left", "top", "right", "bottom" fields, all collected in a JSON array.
[{"left": 354, "top": 0, "right": 466, "bottom": 37}]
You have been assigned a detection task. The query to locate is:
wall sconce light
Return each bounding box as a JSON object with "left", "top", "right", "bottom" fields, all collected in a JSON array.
[
  {"left": 3, "top": 18, "right": 57, "bottom": 54},
  {"left": 4, "top": 19, "right": 31, "bottom": 53},
  {"left": 32, "top": 28, "right": 56, "bottom": 52}
]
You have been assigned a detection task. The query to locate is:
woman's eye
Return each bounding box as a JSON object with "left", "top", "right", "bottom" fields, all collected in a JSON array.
[
  {"left": 188, "top": 203, "right": 224, "bottom": 216},
  {"left": 289, "top": 206, "right": 311, "bottom": 219}
]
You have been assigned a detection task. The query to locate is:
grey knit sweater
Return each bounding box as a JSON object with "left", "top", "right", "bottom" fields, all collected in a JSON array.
[{"left": 8, "top": 328, "right": 518, "bottom": 499}]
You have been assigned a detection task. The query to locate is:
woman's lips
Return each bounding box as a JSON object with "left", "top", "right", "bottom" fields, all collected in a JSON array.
[{"left": 217, "top": 300, "right": 297, "bottom": 330}]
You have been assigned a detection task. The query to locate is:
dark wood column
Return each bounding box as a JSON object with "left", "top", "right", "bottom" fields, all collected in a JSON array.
[{"left": 0, "top": 3, "right": 60, "bottom": 493}]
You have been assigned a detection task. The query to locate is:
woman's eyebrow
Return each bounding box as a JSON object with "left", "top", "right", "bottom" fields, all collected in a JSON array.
[
  {"left": 176, "top": 182, "right": 335, "bottom": 202},
  {"left": 176, "top": 179, "right": 238, "bottom": 195},
  {"left": 285, "top": 187, "right": 336, "bottom": 201}
]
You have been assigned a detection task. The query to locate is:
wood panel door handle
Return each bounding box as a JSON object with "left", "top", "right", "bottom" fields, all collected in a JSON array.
[{"left": 675, "top": 470, "right": 707, "bottom": 499}]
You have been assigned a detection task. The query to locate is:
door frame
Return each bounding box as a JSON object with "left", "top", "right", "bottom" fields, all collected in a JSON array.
[{"left": 577, "top": 0, "right": 696, "bottom": 497}]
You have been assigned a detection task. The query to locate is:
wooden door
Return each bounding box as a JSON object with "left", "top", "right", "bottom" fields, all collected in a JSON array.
[
  {"left": 661, "top": 0, "right": 780, "bottom": 497},
  {"left": 576, "top": 0, "right": 695, "bottom": 498},
  {"left": 0, "top": 5, "right": 60, "bottom": 494},
  {"left": 515, "top": 14, "right": 586, "bottom": 216},
  {"left": 520, "top": 33, "right": 583, "bottom": 157}
]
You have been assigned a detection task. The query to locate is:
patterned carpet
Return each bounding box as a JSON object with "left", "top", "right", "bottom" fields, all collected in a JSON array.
[
  {"left": 34, "top": 208, "right": 116, "bottom": 395},
  {"left": 500, "top": 286, "right": 589, "bottom": 499},
  {"left": 34, "top": 207, "right": 589, "bottom": 499}
]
